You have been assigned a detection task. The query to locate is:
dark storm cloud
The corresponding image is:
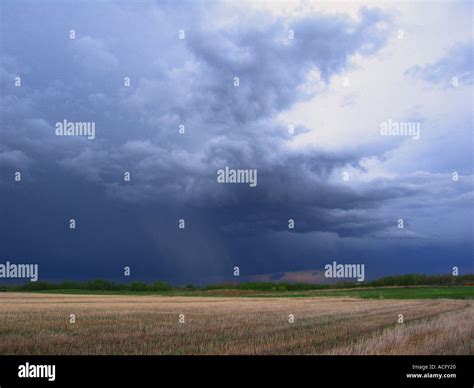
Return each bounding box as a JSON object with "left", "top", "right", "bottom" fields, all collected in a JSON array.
[
  {"left": 181, "top": 7, "right": 389, "bottom": 126},
  {"left": 0, "top": 1, "right": 472, "bottom": 283},
  {"left": 1, "top": 1, "right": 395, "bottom": 223}
]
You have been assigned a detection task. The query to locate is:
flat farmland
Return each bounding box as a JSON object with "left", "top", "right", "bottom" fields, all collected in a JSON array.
[{"left": 0, "top": 293, "right": 472, "bottom": 355}]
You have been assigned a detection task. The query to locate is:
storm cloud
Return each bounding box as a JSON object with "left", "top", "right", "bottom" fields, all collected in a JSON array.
[{"left": 0, "top": 0, "right": 472, "bottom": 284}]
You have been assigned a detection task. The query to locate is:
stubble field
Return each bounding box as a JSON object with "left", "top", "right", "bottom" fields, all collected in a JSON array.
[{"left": 0, "top": 293, "right": 472, "bottom": 355}]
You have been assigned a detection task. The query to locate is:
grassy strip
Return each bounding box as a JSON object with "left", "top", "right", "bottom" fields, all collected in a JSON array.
[
  {"left": 29, "top": 286, "right": 473, "bottom": 299},
  {"left": 1, "top": 273, "right": 473, "bottom": 293}
]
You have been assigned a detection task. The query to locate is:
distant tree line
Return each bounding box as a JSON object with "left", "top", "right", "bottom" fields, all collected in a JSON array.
[
  {"left": 201, "top": 274, "right": 474, "bottom": 291},
  {"left": 0, "top": 273, "right": 472, "bottom": 292},
  {"left": 1, "top": 280, "right": 172, "bottom": 292},
  {"left": 367, "top": 273, "right": 474, "bottom": 287}
]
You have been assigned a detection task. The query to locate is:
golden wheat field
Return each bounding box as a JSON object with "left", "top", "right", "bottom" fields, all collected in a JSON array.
[{"left": 0, "top": 293, "right": 472, "bottom": 355}]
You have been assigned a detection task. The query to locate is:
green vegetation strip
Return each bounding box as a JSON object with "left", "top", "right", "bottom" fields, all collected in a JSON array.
[
  {"left": 14, "top": 286, "right": 474, "bottom": 300},
  {"left": 0, "top": 274, "right": 473, "bottom": 299}
]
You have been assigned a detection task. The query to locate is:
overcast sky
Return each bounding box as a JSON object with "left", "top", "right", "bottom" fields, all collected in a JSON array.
[{"left": 0, "top": 0, "right": 472, "bottom": 284}]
